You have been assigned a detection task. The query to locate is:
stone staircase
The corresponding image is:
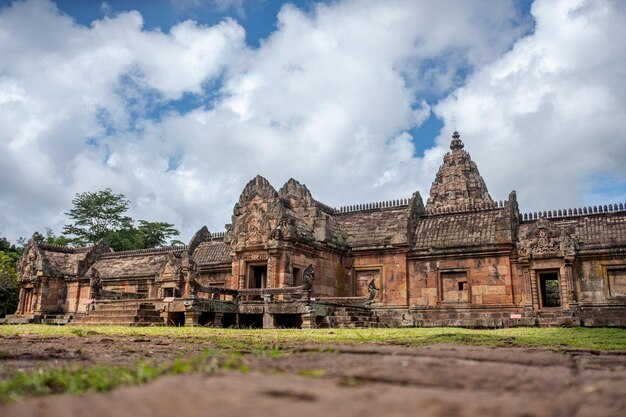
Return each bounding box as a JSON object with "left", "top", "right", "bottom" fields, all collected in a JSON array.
[
  {"left": 41, "top": 313, "right": 75, "bottom": 325},
  {"left": 73, "top": 301, "right": 164, "bottom": 326},
  {"left": 325, "top": 306, "right": 380, "bottom": 328},
  {"left": 533, "top": 309, "right": 576, "bottom": 327}
]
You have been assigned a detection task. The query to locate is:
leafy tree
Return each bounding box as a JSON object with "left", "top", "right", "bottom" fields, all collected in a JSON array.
[
  {"left": 137, "top": 221, "right": 180, "bottom": 248},
  {"left": 0, "top": 251, "right": 19, "bottom": 317},
  {"left": 0, "top": 237, "right": 22, "bottom": 266},
  {"left": 32, "top": 228, "right": 71, "bottom": 246},
  {"left": 62, "top": 189, "right": 179, "bottom": 250},
  {"left": 62, "top": 188, "right": 133, "bottom": 246}
]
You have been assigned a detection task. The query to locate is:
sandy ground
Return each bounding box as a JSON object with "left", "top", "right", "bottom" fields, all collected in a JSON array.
[{"left": 1, "top": 334, "right": 626, "bottom": 417}]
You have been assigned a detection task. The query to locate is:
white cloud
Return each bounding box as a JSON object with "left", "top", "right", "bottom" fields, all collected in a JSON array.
[
  {"left": 435, "top": 0, "right": 626, "bottom": 212},
  {"left": 7, "top": 0, "right": 597, "bottom": 244}
]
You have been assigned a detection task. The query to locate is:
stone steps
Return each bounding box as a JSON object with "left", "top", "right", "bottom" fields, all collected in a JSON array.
[
  {"left": 73, "top": 302, "right": 163, "bottom": 326},
  {"left": 327, "top": 306, "right": 379, "bottom": 329}
]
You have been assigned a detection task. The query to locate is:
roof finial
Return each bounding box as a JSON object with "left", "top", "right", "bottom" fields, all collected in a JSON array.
[{"left": 450, "top": 131, "right": 464, "bottom": 151}]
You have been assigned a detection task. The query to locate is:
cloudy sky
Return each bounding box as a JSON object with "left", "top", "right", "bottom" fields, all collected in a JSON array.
[{"left": 1, "top": 0, "right": 625, "bottom": 243}]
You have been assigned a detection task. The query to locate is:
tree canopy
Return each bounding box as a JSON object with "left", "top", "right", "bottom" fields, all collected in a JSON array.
[
  {"left": 61, "top": 189, "right": 180, "bottom": 251},
  {"left": 62, "top": 189, "right": 133, "bottom": 245},
  {"left": 0, "top": 238, "right": 21, "bottom": 317}
]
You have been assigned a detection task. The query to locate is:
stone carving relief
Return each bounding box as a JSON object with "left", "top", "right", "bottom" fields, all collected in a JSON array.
[{"left": 517, "top": 218, "right": 577, "bottom": 259}]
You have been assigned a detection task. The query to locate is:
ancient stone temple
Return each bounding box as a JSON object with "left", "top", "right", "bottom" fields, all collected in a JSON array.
[{"left": 8, "top": 132, "right": 626, "bottom": 328}]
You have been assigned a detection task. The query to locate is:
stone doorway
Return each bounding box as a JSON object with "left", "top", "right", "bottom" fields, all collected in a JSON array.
[
  {"left": 538, "top": 271, "right": 561, "bottom": 308},
  {"left": 249, "top": 265, "right": 267, "bottom": 289},
  {"left": 21, "top": 288, "right": 34, "bottom": 313}
]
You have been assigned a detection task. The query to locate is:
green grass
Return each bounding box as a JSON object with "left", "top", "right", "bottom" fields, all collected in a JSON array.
[
  {"left": 0, "top": 325, "right": 624, "bottom": 403},
  {"left": 1, "top": 325, "right": 625, "bottom": 350},
  {"left": 0, "top": 349, "right": 247, "bottom": 404}
]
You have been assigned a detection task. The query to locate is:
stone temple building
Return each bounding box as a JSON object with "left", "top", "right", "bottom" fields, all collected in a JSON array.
[{"left": 8, "top": 132, "right": 626, "bottom": 328}]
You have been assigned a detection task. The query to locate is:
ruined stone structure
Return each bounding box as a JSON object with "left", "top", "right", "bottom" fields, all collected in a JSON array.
[{"left": 8, "top": 133, "right": 626, "bottom": 328}]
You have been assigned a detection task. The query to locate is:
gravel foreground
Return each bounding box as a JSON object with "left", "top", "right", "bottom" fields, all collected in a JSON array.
[{"left": 2, "top": 343, "right": 625, "bottom": 417}]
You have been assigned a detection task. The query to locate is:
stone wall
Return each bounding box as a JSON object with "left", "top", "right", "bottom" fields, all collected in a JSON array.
[{"left": 408, "top": 255, "right": 515, "bottom": 307}]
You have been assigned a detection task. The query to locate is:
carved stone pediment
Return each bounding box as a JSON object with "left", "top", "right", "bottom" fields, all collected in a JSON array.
[
  {"left": 17, "top": 238, "right": 43, "bottom": 282},
  {"left": 517, "top": 218, "right": 577, "bottom": 259},
  {"left": 227, "top": 176, "right": 281, "bottom": 250}
]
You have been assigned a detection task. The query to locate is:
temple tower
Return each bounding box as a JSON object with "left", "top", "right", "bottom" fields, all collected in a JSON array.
[{"left": 426, "top": 131, "right": 493, "bottom": 210}]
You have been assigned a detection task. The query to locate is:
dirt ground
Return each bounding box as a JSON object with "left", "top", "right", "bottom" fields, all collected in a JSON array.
[{"left": 1, "top": 334, "right": 626, "bottom": 417}]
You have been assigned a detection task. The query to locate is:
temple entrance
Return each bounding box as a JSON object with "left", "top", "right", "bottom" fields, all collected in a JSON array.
[
  {"left": 239, "top": 314, "right": 263, "bottom": 328},
  {"left": 249, "top": 265, "right": 267, "bottom": 289},
  {"left": 293, "top": 267, "right": 302, "bottom": 287},
  {"left": 248, "top": 264, "right": 267, "bottom": 301},
  {"left": 538, "top": 272, "right": 561, "bottom": 308},
  {"left": 21, "top": 288, "right": 33, "bottom": 313},
  {"left": 274, "top": 314, "right": 303, "bottom": 329}
]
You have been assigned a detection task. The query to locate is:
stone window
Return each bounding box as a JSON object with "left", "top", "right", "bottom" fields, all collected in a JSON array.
[
  {"left": 249, "top": 264, "right": 267, "bottom": 289},
  {"left": 293, "top": 267, "right": 302, "bottom": 287},
  {"left": 440, "top": 270, "right": 469, "bottom": 303},
  {"left": 538, "top": 271, "right": 561, "bottom": 308},
  {"left": 355, "top": 269, "right": 380, "bottom": 299},
  {"left": 607, "top": 269, "right": 626, "bottom": 297}
]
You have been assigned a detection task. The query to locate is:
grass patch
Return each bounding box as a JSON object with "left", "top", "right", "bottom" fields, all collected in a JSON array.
[
  {"left": 297, "top": 369, "right": 326, "bottom": 378},
  {"left": 0, "top": 325, "right": 624, "bottom": 403},
  {"left": 0, "top": 349, "right": 246, "bottom": 404},
  {"left": 0, "top": 325, "right": 625, "bottom": 350}
]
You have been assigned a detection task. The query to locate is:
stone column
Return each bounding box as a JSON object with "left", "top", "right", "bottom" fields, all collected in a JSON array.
[
  {"left": 262, "top": 294, "right": 275, "bottom": 329},
  {"left": 213, "top": 312, "right": 224, "bottom": 327},
  {"left": 565, "top": 260, "right": 577, "bottom": 307},
  {"left": 267, "top": 255, "right": 278, "bottom": 288},
  {"left": 301, "top": 306, "right": 316, "bottom": 329},
  {"left": 559, "top": 265, "right": 569, "bottom": 309},
  {"left": 262, "top": 313, "right": 275, "bottom": 329},
  {"left": 184, "top": 310, "right": 201, "bottom": 326},
  {"left": 529, "top": 269, "right": 539, "bottom": 310}
]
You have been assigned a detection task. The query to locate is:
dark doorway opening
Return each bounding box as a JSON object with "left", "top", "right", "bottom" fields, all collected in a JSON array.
[
  {"left": 221, "top": 313, "right": 237, "bottom": 328},
  {"left": 539, "top": 272, "right": 561, "bottom": 308},
  {"left": 239, "top": 313, "right": 263, "bottom": 328},
  {"left": 249, "top": 264, "right": 267, "bottom": 301},
  {"left": 293, "top": 267, "right": 302, "bottom": 287},
  {"left": 250, "top": 265, "right": 267, "bottom": 289},
  {"left": 199, "top": 312, "right": 215, "bottom": 326},
  {"left": 167, "top": 312, "right": 185, "bottom": 326},
  {"left": 275, "top": 314, "right": 303, "bottom": 329}
]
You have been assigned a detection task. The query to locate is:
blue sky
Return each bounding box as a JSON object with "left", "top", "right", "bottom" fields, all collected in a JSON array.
[
  {"left": 32, "top": 0, "right": 453, "bottom": 156},
  {"left": 0, "top": 0, "right": 625, "bottom": 243}
]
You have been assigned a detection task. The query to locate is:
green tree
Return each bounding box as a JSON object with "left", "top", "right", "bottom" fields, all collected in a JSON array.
[
  {"left": 32, "top": 228, "right": 71, "bottom": 246},
  {"left": 137, "top": 221, "right": 180, "bottom": 248},
  {"left": 0, "top": 251, "right": 19, "bottom": 317},
  {"left": 62, "top": 188, "right": 133, "bottom": 246},
  {"left": 62, "top": 189, "right": 179, "bottom": 251}
]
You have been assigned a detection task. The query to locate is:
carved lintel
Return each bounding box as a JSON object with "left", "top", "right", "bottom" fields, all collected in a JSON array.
[{"left": 241, "top": 252, "right": 269, "bottom": 261}]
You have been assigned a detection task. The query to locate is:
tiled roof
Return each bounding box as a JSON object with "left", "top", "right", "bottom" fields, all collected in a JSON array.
[
  {"left": 413, "top": 208, "right": 512, "bottom": 250},
  {"left": 335, "top": 207, "right": 409, "bottom": 248},
  {"left": 41, "top": 251, "right": 86, "bottom": 276},
  {"left": 525, "top": 213, "right": 626, "bottom": 249},
  {"left": 91, "top": 253, "right": 172, "bottom": 278},
  {"left": 192, "top": 241, "right": 231, "bottom": 265}
]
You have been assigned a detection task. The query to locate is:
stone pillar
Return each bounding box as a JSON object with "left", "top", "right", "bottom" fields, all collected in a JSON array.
[
  {"left": 262, "top": 294, "right": 275, "bottom": 328},
  {"left": 262, "top": 313, "right": 275, "bottom": 329},
  {"left": 565, "top": 260, "right": 577, "bottom": 307},
  {"left": 184, "top": 310, "right": 201, "bottom": 327},
  {"left": 237, "top": 259, "right": 246, "bottom": 289},
  {"left": 529, "top": 269, "right": 539, "bottom": 310},
  {"left": 213, "top": 312, "right": 224, "bottom": 327},
  {"left": 267, "top": 255, "right": 278, "bottom": 288},
  {"left": 301, "top": 311, "right": 316, "bottom": 329},
  {"left": 559, "top": 265, "right": 569, "bottom": 309}
]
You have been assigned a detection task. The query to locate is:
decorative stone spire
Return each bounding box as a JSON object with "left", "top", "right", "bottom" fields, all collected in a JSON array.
[
  {"left": 426, "top": 131, "right": 493, "bottom": 211},
  {"left": 450, "top": 131, "right": 464, "bottom": 151}
]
